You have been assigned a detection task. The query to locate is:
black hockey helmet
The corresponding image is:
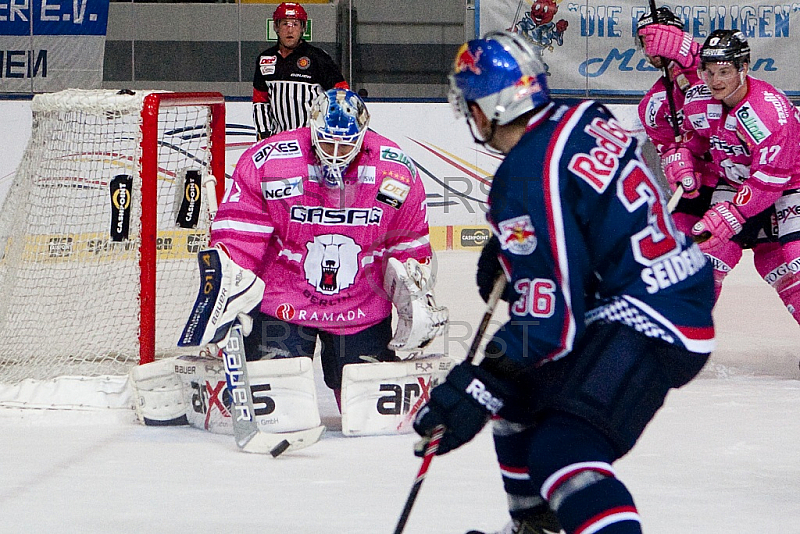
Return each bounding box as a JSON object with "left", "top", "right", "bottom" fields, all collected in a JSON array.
[
  {"left": 700, "top": 30, "right": 750, "bottom": 70},
  {"left": 637, "top": 7, "right": 684, "bottom": 32}
]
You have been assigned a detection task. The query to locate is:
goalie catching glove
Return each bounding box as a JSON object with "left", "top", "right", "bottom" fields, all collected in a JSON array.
[
  {"left": 178, "top": 246, "right": 265, "bottom": 348},
  {"left": 383, "top": 257, "right": 449, "bottom": 353}
]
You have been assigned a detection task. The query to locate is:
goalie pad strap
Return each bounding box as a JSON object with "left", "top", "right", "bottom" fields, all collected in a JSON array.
[{"left": 129, "top": 358, "right": 190, "bottom": 426}]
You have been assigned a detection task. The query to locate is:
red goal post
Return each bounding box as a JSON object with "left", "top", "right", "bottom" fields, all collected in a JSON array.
[
  {"left": 0, "top": 89, "right": 226, "bottom": 388},
  {"left": 139, "top": 92, "right": 226, "bottom": 366}
]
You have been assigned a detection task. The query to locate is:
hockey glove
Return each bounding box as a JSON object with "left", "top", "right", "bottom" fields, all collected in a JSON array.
[
  {"left": 662, "top": 147, "right": 699, "bottom": 198},
  {"left": 178, "top": 246, "right": 265, "bottom": 348},
  {"left": 476, "top": 236, "right": 513, "bottom": 303},
  {"left": 384, "top": 257, "right": 449, "bottom": 353},
  {"left": 691, "top": 201, "right": 745, "bottom": 248},
  {"left": 639, "top": 24, "right": 699, "bottom": 69},
  {"left": 413, "top": 361, "right": 509, "bottom": 456}
]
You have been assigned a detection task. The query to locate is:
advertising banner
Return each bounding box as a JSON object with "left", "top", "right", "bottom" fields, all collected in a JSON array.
[
  {"left": 479, "top": 1, "right": 800, "bottom": 97},
  {"left": 0, "top": 100, "right": 645, "bottom": 249},
  {"left": 0, "top": 0, "right": 109, "bottom": 93}
]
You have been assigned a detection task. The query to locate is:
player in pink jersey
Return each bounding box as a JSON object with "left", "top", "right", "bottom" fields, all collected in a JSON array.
[
  {"left": 636, "top": 8, "right": 716, "bottom": 236},
  {"left": 208, "top": 89, "right": 448, "bottom": 404},
  {"left": 648, "top": 28, "right": 800, "bottom": 324}
]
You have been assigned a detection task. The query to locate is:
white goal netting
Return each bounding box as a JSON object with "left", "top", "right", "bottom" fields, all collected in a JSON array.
[{"left": 0, "top": 89, "right": 224, "bottom": 387}]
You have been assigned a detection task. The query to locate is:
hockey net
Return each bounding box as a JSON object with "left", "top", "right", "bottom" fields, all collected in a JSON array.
[{"left": 0, "top": 89, "right": 225, "bottom": 391}]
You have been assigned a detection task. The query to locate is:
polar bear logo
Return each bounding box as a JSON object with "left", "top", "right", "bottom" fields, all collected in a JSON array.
[{"left": 304, "top": 234, "right": 362, "bottom": 295}]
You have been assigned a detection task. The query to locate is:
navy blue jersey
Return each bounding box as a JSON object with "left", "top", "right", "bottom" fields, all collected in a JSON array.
[{"left": 488, "top": 100, "right": 715, "bottom": 367}]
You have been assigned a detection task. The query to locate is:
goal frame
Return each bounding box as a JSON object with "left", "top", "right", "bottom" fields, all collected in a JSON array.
[{"left": 138, "top": 92, "right": 226, "bottom": 365}]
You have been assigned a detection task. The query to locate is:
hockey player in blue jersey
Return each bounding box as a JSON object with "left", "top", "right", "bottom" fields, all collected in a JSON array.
[{"left": 413, "top": 31, "right": 716, "bottom": 534}]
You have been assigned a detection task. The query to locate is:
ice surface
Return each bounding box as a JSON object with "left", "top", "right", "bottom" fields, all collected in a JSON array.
[{"left": 0, "top": 250, "right": 798, "bottom": 533}]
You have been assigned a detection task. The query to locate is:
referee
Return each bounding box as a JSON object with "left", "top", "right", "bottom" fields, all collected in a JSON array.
[{"left": 252, "top": 2, "right": 350, "bottom": 140}]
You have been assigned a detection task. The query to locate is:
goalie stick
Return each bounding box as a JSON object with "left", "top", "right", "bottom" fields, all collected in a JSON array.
[
  {"left": 393, "top": 276, "right": 506, "bottom": 534},
  {"left": 222, "top": 322, "right": 325, "bottom": 457},
  {"left": 186, "top": 190, "right": 324, "bottom": 457}
]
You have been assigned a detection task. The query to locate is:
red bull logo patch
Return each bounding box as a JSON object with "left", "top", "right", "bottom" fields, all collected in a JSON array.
[
  {"left": 455, "top": 45, "right": 482, "bottom": 74},
  {"left": 498, "top": 215, "right": 537, "bottom": 255}
]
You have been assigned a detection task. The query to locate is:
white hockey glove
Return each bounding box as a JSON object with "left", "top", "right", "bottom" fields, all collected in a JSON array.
[
  {"left": 178, "top": 246, "right": 265, "bottom": 348},
  {"left": 383, "top": 257, "right": 449, "bottom": 354}
]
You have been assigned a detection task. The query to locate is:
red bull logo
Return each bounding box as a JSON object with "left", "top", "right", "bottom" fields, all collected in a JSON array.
[
  {"left": 504, "top": 223, "right": 534, "bottom": 245},
  {"left": 455, "top": 44, "right": 483, "bottom": 74},
  {"left": 498, "top": 215, "right": 537, "bottom": 255},
  {"left": 513, "top": 75, "right": 542, "bottom": 100}
]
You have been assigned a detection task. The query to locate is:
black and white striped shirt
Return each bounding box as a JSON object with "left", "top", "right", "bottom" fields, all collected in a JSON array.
[{"left": 252, "top": 40, "right": 348, "bottom": 139}]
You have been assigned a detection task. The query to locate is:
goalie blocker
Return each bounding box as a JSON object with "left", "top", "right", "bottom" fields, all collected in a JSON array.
[{"left": 130, "top": 353, "right": 456, "bottom": 437}]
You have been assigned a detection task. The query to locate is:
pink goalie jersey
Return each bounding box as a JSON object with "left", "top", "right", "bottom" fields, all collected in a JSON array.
[{"left": 211, "top": 128, "right": 432, "bottom": 335}]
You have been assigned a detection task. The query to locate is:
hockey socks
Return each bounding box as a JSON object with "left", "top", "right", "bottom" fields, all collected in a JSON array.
[{"left": 552, "top": 476, "right": 641, "bottom": 534}]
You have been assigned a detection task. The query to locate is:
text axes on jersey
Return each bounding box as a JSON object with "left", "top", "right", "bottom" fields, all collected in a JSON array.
[{"left": 252, "top": 139, "right": 302, "bottom": 169}]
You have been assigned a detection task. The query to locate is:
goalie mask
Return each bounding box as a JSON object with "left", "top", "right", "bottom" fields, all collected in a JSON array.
[
  {"left": 310, "top": 88, "right": 370, "bottom": 189},
  {"left": 449, "top": 31, "right": 550, "bottom": 144}
]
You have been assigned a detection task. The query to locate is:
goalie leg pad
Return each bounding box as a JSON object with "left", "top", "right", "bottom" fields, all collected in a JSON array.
[
  {"left": 129, "top": 358, "right": 189, "bottom": 426},
  {"left": 131, "top": 353, "right": 321, "bottom": 435},
  {"left": 131, "top": 354, "right": 236, "bottom": 434},
  {"left": 383, "top": 257, "right": 449, "bottom": 353},
  {"left": 340, "top": 354, "right": 457, "bottom": 436},
  {"left": 246, "top": 356, "right": 321, "bottom": 433}
]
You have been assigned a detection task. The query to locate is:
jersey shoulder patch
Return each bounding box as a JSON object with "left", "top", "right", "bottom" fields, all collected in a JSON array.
[
  {"left": 251, "top": 138, "right": 304, "bottom": 168},
  {"left": 735, "top": 102, "right": 772, "bottom": 144}
]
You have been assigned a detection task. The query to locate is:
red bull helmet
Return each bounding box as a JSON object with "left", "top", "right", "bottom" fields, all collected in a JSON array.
[{"left": 449, "top": 31, "right": 550, "bottom": 129}]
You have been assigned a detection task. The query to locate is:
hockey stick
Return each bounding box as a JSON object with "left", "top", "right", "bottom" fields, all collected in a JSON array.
[
  {"left": 221, "top": 323, "right": 325, "bottom": 457},
  {"left": 393, "top": 276, "right": 506, "bottom": 534},
  {"left": 392, "top": 425, "right": 445, "bottom": 534},
  {"left": 647, "top": 0, "right": 686, "bottom": 207}
]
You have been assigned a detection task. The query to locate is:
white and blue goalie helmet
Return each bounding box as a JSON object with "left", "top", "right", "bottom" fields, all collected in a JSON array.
[{"left": 310, "top": 88, "right": 370, "bottom": 188}]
